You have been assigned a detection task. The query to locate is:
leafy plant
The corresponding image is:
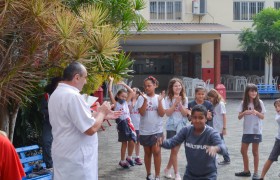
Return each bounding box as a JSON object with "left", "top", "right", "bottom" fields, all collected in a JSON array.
[{"left": 0, "top": 0, "right": 146, "bottom": 141}]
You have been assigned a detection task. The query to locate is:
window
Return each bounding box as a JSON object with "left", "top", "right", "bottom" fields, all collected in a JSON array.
[
  {"left": 150, "top": 1, "right": 182, "bottom": 20},
  {"left": 233, "top": 1, "right": 264, "bottom": 20},
  {"left": 233, "top": 54, "right": 264, "bottom": 72},
  {"left": 132, "top": 53, "right": 174, "bottom": 74},
  {"left": 275, "top": 2, "right": 280, "bottom": 9}
]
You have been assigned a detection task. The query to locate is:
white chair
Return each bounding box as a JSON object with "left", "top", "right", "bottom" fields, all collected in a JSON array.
[
  {"left": 191, "top": 79, "right": 206, "bottom": 97},
  {"left": 236, "top": 78, "right": 247, "bottom": 91},
  {"left": 272, "top": 76, "right": 279, "bottom": 86},
  {"left": 205, "top": 79, "right": 211, "bottom": 91},
  {"left": 183, "top": 78, "right": 193, "bottom": 97},
  {"left": 226, "top": 76, "right": 235, "bottom": 90}
]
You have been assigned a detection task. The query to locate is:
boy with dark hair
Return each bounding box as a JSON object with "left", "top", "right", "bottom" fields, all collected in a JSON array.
[
  {"left": 159, "top": 104, "right": 226, "bottom": 180},
  {"left": 255, "top": 99, "right": 280, "bottom": 180}
]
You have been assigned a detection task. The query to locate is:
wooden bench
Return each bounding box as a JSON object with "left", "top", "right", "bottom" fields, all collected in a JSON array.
[
  {"left": 16, "top": 145, "right": 52, "bottom": 180},
  {"left": 257, "top": 84, "right": 280, "bottom": 98}
]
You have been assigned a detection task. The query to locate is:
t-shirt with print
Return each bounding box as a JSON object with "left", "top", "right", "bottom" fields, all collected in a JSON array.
[
  {"left": 238, "top": 100, "right": 266, "bottom": 134},
  {"left": 128, "top": 100, "right": 140, "bottom": 130},
  {"left": 275, "top": 113, "right": 280, "bottom": 140},
  {"left": 213, "top": 101, "right": 226, "bottom": 133},
  {"left": 165, "top": 97, "right": 188, "bottom": 131},
  {"left": 114, "top": 101, "right": 130, "bottom": 120},
  {"left": 136, "top": 95, "right": 165, "bottom": 135}
]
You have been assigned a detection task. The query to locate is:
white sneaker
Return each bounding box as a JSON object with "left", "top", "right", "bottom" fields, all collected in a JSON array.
[
  {"left": 175, "top": 173, "right": 182, "bottom": 180},
  {"left": 155, "top": 177, "right": 160, "bottom": 180},
  {"left": 164, "top": 168, "right": 173, "bottom": 179}
]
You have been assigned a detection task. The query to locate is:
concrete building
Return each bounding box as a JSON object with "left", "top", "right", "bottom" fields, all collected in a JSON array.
[{"left": 121, "top": 0, "right": 280, "bottom": 90}]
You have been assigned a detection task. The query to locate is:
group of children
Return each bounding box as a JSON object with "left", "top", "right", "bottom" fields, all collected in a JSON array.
[{"left": 107, "top": 76, "right": 280, "bottom": 180}]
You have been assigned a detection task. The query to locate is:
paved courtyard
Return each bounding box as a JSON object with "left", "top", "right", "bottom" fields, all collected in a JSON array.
[{"left": 98, "top": 99, "right": 280, "bottom": 180}]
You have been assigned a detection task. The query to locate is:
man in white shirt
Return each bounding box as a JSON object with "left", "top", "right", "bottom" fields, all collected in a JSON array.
[{"left": 48, "top": 62, "right": 120, "bottom": 180}]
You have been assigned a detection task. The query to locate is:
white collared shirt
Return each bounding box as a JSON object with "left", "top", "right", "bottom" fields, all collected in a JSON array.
[{"left": 48, "top": 83, "right": 98, "bottom": 180}]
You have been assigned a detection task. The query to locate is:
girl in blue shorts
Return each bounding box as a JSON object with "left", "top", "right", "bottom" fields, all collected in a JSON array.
[
  {"left": 136, "top": 76, "right": 165, "bottom": 180},
  {"left": 235, "top": 84, "right": 266, "bottom": 179},
  {"left": 108, "top": 77, "right": 136, "bottom": 169}
]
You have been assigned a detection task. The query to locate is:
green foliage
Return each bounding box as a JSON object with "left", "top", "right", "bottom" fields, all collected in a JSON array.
[
  {"left": 239, "top": 8, "right": 280, "bottom": 57},
  {"left": 1, "top": 0, "right": 145, "bottom": 141},
  {"left": 63, "top": 0, "right": 147, "bottom": 33}
]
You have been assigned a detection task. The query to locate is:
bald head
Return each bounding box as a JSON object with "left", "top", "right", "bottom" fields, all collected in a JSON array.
[{"left": 63, "top": 62, "right": 86, "bottom": 81}]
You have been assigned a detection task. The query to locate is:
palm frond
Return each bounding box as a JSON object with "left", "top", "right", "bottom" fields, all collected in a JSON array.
[
  {"left": 79, "top": 4, "right": 109, "bottom": 31},
  {"left": 51, "top": 7, "right": 81, "bottom": 45},
  {"left": 89, "top": 25, "right": 120, "bottom": 58}
]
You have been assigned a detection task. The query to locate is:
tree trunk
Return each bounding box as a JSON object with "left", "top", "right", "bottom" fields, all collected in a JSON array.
[
  {"left": 0, "top": 105, "right": 10, "bottom": 135},
  {"left": 0, "top": 104, "right": 19, "bottom": 141},
  {"left": 264, "top": 53, "right": 273, "bottom": 85}
]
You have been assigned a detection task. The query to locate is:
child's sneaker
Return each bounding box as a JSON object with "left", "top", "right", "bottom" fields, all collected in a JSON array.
[
  {"left": 155, "top": 177, "right": 160, "bottom": 180},
  {"left": 252, "top": 173, "right": 260, "bottom": 180},
  {"left": 126, "top": 157, "right": 135, "bottom": 166},
  {"left": 175, "top": 173, "right": 182, "bottom": 180},
  {"left": 146, "top": 174, "right": 153, "bottom": 180},
  {"left": 235, "top": 171, "right": 251, "bottom": 177},
  {"left": 164, "top": 168, "right": 173, "bottom": 179},
  {"left": 134, "top": 157, "right": 143, "bottom": 165},
  {"left": 119, "top": 161, "right": 129, "bottom": 169},
  {"left": 218, "top": 160, "right": 230, "bottom": 165}
]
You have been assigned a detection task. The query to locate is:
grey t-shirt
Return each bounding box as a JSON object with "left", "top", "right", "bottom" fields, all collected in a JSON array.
[
  {"left": 162, "top": 125, "right": 226, "bottom": 179},
  {"left": 238, "top": 100, "right": 266, "bottom": 134}
]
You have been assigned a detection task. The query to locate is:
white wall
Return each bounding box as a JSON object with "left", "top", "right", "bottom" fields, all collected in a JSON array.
[{"left": 140, "top": 0, "right": 278, "bottom": 51}]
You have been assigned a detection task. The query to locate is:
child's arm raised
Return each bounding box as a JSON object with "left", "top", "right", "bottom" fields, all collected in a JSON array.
[
  {"left": 108, "top": 77, "right": 116, "bottom": 105},
  {"left": 118, "top": 81, "right": 133, "bottom": 102},
  {"left": 158, "top": 91, "right": 166, "bottom": 117}
]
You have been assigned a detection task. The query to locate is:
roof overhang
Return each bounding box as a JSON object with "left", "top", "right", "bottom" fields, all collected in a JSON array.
[
  {"left": 128, "top": 23, "right": 240, "bottom": 35},
  {"left": 120, "top": 23, "right": 240, "bottom": 46}
]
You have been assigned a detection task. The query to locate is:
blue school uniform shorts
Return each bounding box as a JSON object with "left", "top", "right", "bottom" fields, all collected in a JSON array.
[{"left": 242, "top": 134, "right": 262, "bottom": 143}]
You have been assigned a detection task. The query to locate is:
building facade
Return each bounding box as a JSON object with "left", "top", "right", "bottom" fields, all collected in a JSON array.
[{"left": 121, "top": 0, "right": 280, "bottom": 90}]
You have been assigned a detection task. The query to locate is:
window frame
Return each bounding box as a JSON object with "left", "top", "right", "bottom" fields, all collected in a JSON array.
[
  {"left": 275, "top": 1, "right": 280, "bottom": 9},
  {"left": 233, "top": 1, "right": 264, "bottom": 21},
  {"left": 150, "top": 0, "right": 182, "bottom": 21}
]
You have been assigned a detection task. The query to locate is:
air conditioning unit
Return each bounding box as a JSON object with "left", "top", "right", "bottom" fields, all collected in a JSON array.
[{"left": 192, "top": 0, "right": 207, "bottom": 15}]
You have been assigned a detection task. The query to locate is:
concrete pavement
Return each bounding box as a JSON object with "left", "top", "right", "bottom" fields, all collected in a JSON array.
[{"left": 98, "top": 99, "right": 280, "bottom": 180}]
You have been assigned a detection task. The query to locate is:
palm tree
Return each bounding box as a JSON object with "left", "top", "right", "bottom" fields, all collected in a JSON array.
[{"left": 0, "top": 0, "right": 146, "bottom": 140}]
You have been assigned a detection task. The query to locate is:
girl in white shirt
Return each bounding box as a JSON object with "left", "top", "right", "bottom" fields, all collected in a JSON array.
[
  {"left": 163, "top": 78, "right": 189, "bottom": 180},
  {"left": 207, "top": 88, "right": 230, "bottom": 165},
  {"left": 108, "top": 77, "right": 135, "bottom": 169},
  {"left": 235, "top": 84, "right": 266, "bottom": 179},
  {"left": 136, "top": 76, "right": 165, "bottom": 180},
  {"left": 128, "top": 87, "right": 142, "bottom": 165}
]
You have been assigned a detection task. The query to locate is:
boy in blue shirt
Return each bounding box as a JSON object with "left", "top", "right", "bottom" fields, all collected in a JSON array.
[{"left": 159, "top": 104, "right": 226, "bottom": 180}]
